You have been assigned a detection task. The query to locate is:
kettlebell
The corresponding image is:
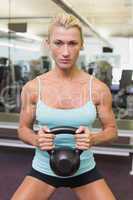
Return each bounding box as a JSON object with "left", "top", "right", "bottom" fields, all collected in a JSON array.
[{"left": 47, "top": 126, "right": 83, "bottom": 177}]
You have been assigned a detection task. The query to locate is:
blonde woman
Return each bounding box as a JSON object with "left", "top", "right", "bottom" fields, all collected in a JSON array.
[{"left": 11, "top": 13, "right": 117, "bottom": 200}]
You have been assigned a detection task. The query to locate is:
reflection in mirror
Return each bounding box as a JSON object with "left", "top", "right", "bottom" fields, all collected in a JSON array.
[
  {"left": 0, "top": 0, "right": 133, "bottom": 120},
  {"left": 0, "top": 0, "right": 53, "bottom": 113}
]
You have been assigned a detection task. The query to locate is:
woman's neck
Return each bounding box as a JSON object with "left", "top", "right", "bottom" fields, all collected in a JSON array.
[{"left": 52, "top": 66, "right": 80, "bottom": 81}]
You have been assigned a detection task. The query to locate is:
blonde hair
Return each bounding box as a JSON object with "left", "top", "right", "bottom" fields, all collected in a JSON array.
[{"left": 48, "top": 13, "right": 83, "bottom": 44}]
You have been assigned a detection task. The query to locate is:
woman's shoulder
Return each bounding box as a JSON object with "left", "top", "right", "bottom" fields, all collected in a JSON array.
[
  {"left": 22, "top": 78, "right": 37, "bottom": 92},
  {"left": 91, "top": 75, "right": 110, "bottom": 92},
  {"left": 87, "top": 75, "right": 112, "bottom": 104},
  {"left": 23, "top": 73, "right": 49, "bottom": 90}
]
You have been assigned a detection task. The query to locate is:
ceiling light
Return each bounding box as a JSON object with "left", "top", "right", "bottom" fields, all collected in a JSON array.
[
  {"left": 0, "top": 28, "right": 10, "bottom": 33},
  {"left": 0, "top": 28, "right": 42, "bottom": 42},
  {"left": 16, "top": 32, "right": 42, "bottom": 41},
  {"left": 98, "top": 29, "right": 110, "bottom": 39},
  {"left": 0, "top": 42, "right": 40, "bottom": 52}
]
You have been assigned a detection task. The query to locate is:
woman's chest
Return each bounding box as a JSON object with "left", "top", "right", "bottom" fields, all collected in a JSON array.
[{"left": 40, "top": 82, "right": 90, "bottom": 109}]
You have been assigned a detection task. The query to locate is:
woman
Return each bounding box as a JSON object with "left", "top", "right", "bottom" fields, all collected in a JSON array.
[{"left": 11, "top": 13, "right": 117, "bottom": 200}]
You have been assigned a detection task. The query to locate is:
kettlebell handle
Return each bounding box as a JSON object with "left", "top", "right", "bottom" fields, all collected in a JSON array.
[
  {"left": 47, "top": 126, "right": 83, "bottom": 155},
  {"left": 50, "top": 126, "right": 77, "bottom": 135}
]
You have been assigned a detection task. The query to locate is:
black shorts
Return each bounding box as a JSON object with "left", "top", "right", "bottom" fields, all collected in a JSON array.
[{"left": 28, "top": 166, "right": 103, "bottom": 188}]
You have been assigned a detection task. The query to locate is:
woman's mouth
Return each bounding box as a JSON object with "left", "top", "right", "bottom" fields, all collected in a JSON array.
[{"left": 60, "top": 59, "right": 70, "bottom": 64}]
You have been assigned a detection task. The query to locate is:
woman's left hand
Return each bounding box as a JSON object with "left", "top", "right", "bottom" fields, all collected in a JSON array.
[{"left": 75, "top": 126, "right": 93, "bottom": 150}]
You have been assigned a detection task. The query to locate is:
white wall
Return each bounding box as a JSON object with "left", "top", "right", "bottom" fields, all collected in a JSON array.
[
  {"left": 82, "top": 37, "right": 133, "bottom": 83},
  {"left": 0, "top": 45, "right": 41, "bottom": 62},
  {"left": 83, "top": 37, "right": 133, "bottom": 69},
  {"left": 0, "top": 36, "right": 133, "bottom": 83}
]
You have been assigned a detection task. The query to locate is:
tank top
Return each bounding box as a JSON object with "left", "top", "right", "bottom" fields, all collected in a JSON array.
[{"left": 32, "top": 75, "right": 97, "bottom": 177}]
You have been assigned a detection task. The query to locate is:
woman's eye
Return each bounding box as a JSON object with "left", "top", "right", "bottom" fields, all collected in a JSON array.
[
  {"left": 69, "top": 41, "right": 77, "bottom": 46},
  {"left": 54, "top": 41, "right": 63, "bottom": 46},
  {"left": 53, "top": 41, "right": 78, "bottom": 47},
  {"left": 69, "top": 42, "right": 78, "bottom": 47}
]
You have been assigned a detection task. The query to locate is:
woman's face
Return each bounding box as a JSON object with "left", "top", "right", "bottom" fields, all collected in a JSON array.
[{"left": 47, "top": 26, "right": 83, "bottom": 70}]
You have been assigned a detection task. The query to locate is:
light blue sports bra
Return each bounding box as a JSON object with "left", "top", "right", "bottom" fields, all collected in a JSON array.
[{"left": 32, "top": 76, "right": 97, "bottom": 177}]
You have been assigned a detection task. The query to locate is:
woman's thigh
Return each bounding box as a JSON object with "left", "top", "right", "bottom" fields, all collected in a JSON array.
[
  {"left": 72, "top": 179, "right": 117, "bottom": 200},
  {"left": 11, "top": 176, "right": 56, "bottom": 200}
]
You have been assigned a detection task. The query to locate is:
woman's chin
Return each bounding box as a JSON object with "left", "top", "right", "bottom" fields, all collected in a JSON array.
[{"left": 57, "top": 64, "right": 73, "bottom": 70}]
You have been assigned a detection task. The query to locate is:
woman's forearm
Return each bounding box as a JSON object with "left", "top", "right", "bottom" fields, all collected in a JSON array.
[
  {"left": 90, "top": 127, "right": 118, "bottom": 146},
  {"left": 18, "top": 127, "right": 38, "bottom": 147}
]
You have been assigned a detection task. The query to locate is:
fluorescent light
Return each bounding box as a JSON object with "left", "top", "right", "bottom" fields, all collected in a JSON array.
[
  {"left": 16, "top": 32, "right": 42, "bottom": 41},
  {"left": 98, "top": 28, "right": 110, "bottom": 39},
  {"left": 0, "top": 28, "right": 42, "bottom": 41},
  {"left": 0, "top": 42, "right": 40, "bottom": 52},
  {"left": 0, "top": 28, "right": 10, "bottom": 33}
]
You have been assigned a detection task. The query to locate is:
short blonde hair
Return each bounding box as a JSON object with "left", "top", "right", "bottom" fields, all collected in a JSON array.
[{"left": 48, "top": 13, "right": 83, "bottom": 44}]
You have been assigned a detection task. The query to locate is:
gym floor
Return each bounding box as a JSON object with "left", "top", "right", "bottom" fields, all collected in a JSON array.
[{"left": 0, "top": 147, "right": 132, "bottom": 200}]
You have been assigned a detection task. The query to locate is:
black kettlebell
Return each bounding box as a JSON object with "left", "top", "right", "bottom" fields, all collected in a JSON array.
[{"left": 47, "top": 126, "right": 83, "bottom": 177}]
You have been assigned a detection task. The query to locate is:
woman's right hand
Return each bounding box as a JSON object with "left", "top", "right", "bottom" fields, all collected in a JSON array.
[{"left": 37, "top": 126, "right": 55, "bottom": 151}]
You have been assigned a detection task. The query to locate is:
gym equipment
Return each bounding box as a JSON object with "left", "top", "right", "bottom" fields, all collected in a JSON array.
[
  {"left": 48, "top": 126, "right": 83, "bottom": 177},
  {"left": 120, "top": 70, "right": 132, "bottom": 89},
  {"left": 88, "top": 60, "right": 113, "bottom": 87}
]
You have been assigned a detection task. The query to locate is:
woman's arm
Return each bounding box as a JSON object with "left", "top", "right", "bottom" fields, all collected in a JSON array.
[
  {"left": 90, "top": 82, "right": 118, "bottom": 145},
  {"left": 18, "top": 80, "right": 38, "bottom": 147},
  {"left": 18, "top": 78, "right": 55, "bottom": 150},
  {"left": 75, "top": 80, "right": 118, "bottom": 150}
]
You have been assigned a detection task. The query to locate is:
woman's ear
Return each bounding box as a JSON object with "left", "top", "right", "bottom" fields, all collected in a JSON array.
[
  {"left": 40, "top": 39, "right": 50, "bottom": 56},
  {"left": 80, "top": 45, "right": 84, "bottom": 51},
  {"left": 45, "top": 39, "right": 50, "bottom": 48},
  {"left": 80, "top": 41, "right": 84, "bottom": 51}
]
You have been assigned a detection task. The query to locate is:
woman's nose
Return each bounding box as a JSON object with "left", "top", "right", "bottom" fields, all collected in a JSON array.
[{"left": 62, "top": 45, "right": 70, "bottom": 56}]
